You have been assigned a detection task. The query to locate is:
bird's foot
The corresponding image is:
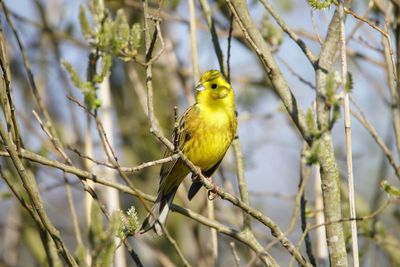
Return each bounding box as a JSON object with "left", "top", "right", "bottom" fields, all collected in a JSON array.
[
  {"left": 207, "top": 190, "right": 217, "bottom": 200},
  {"left": 207, "top": 181, "right": 219, "bottom": 200}
]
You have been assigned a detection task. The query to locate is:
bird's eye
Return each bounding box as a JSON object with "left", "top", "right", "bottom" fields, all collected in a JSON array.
[{"left": 211, "top": 83, "right": 218, "bottom": 89}]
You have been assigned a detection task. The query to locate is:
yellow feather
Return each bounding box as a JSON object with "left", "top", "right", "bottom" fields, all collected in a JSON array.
[{"left": 140, "top": 70, "right": 237, "bottom": 234}]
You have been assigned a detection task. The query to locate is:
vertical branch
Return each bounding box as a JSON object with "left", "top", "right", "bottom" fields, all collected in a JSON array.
[
  {"left": 143, "top": 0, "right": 159, "bottom": 129},
  {"left": 199, "top": 0, "right": 227, "bottom": 76},
  {"left": 0, "top": 23, "right": 20, "bottom": 151},
  {"left": 63, "top": 174, "right": 84, "bottom": 249},
  {"left": 227, "top": 14, "right": 234, "bottom": 83},
  {"left": 338, "top": 2, "right": 359, "bottom": 266},
  {"left": 84, "top": 49, "right": 100, "bottom": 267},
  {"left": 98, "top": 76, "right": 127, "bottom": 267},
  {"left": 300, "top": 144, "right": 316, "bottom": 266},
  {"left": 188, "top": 0, "right": 200, "bottom": 82},
  {"left": 393, "top": 4, "right": 400, "bottom": 155},
  {"left": 233, "top": 140, "right": 251, "bottom": 231},
  {"left": 315, "top": 10, "right": 348, "bottom": 267},
  {"left": 84, "top": 117, "right": 94, "bottom": 230},
  {"left": 161, "top": 225, "right": 193, "bottom": 267},
  {"left": 206, "top": 197, "right": 218, "bottom": 265},
  {"left": 314, "top": 164, "right": 328, "bottom": 264}
]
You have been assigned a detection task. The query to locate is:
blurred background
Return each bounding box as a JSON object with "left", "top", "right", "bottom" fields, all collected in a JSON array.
[{"left": 0, "top": 0, "right": 399, "bottom": 266}]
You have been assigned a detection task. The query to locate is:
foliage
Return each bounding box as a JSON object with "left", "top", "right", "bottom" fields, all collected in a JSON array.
[
  {"left": 381, "top": 180, "right": 400, "bottom": 198},
  {"left": 64, "top": 0, "right": 142, "bottom": 110},
  {"left": 118, "top": 206, "right": 139, "bottom": 238},
  {"left": 304, "top": 140, "right": 321, "bottom": 165},
  {"left": 261, "top": 14, "right": 283, "bottom": 47},
  {"left": 79, "top": 0, "right": 141, "bottom": 61},
  {"left": 308, "top": 0, "right": 334, "bottom": 9},
  {"left": 89, "top": 204, "right": 121, "bottom": 267}
]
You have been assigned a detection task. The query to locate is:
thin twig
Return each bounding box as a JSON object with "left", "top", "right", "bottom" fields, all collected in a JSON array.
[
  {"left": 338, "top": 2, "right": 359, "bottom": 266},
  {"left": 300, "top": 144, "right": 316, "bottom": 266},
  {"left": 199, "top": 0, "right": 227, "bottom": 76},
  {"left": 0, "top": 147, "right": 295, "bottom": 265},
  {"left": 1, "top": 1, "right": 59, "bottom": 140},
  {"left": 387, "top": 3, "right": 400, "bottom": 155},
  {"left": 67, "top": 95, "right": 145, "bottom": 266},
  {"left": 350, "top": 97, "right": 400, "bottom": 180},
  {"left": 309, "top": 198, "right": 398, "bottom": 231},
  {"left": 343, "top": 6, "right": 388, "bottom": 38},
  {"left": 0, "top": 117, "right": 78, "bottom": 266},
  {"left": 161, "top": 224, "right": 192, "bottom": 267},
  {"left": 32, "top": 109, "right": 85, "bottom": 251},
  {"left": 309, "top": 8, "right": 322, "bottom": 45},
  {"left": 230, "top": 242, "right": 241, "bottom": 267},
  {"left": 227, "top": 14, "right": 234, "bottom": 83},
  {"left": 32, "top": 110, "right": 72, "bottom": 165},
  {"left": 288, "top": 224, "right": 311, "bottom": 267},
  {"left": 277, "top": 56, "right": 315, "bottom": 90},
  {"left": 63, "top": 173, "right": 84, "bottom": 247},
  {"left": 0, "top": 24, "right": 20, "bottom": 151},
  {"left": 259, "top": 0, "right": 317, "bottom": 66},
  {"left": 188, "top": 0, "right": 200, "bottom": 82},
  {"left": 226, "top": 0, "right": 312, "bottom": 143}
]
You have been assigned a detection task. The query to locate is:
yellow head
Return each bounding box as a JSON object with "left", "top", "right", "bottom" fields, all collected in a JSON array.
[{"left": 195, "top": 70, "right": 235, "bottom": 109}]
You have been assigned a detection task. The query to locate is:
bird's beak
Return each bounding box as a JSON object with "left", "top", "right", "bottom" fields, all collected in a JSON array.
[{"left": 195, "top": 83, "right": 205, "bottom": 92}]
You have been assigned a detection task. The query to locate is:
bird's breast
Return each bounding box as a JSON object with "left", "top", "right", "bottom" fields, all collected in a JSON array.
[{"left": 183, "top": 108, "right": 236, "bottom": 171}]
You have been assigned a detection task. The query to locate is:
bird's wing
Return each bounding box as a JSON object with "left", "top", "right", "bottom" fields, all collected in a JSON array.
[{"left": 158, "top": 105, "right": 197, "bottom": 189}]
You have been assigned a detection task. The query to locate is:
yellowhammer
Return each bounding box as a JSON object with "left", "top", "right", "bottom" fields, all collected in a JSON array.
[{"left": 140, "top": 70, "right": 237, "bottom": 235}]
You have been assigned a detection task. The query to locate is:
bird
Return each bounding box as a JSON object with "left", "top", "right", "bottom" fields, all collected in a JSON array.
[{"left": 140, "top": 70, "right": 237, "bottom": 235}]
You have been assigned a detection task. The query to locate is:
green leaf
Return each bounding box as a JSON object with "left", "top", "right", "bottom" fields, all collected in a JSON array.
[
  {"left": 118, "top": 206, "right": 139, "bottom": 239},
  {"left": 62, "top": 60, "right": 83, "bottom": 88},
  {"left": 308, "top": 0, "right": 333, "bottom": 9},
  {"left": 110, "top": 10, "right": 130, "bottom": 54},
  {"left": 89, "top": 0, "right": 105, "bottom": 24},
  {"left": 93, "top": 54, "right": 112, "bottom": 84},
  {"left": 97, "top": 14, "right": 112, "bottom": 50},
  {"left": 79, "top": 5, "right": 93, "bottom": 39},
  {"left": 81, "top": 82, "right": 100, "bottom": 110},
  {"left": 131, "top": 23, "right": 142, "bottom": 50},
  {"left": 306, "top": 108, "right": 317, "bottom": 135},
  {"left": 75, "top": 244, "right": 88, "bottom": 267},
  {"left": 381, "top": 180, "right": 400, "bottom": 197},
  {"left": 261, "top": 14, "right": 283, "bottom": 47},
  {"left": 325, "top": 71, "right": 336, "bottom": 103},
  {"left": 88, "top": 202, "right": 103, "bottom": 248},
  {"left": 304, "top": 141, "right": 320, "bottom": 165}
]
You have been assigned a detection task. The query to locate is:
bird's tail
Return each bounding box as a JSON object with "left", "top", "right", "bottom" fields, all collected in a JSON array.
[{"left": 140, "top": 189, "right": 176, "bottom": 235}]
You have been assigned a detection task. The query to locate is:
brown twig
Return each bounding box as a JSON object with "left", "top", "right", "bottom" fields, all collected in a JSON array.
[
  {"left": 0, "top": 23, "right": 20, "bottom": 151},
  {"left": 0, "top": 1, "right": 59, "bottom": 141},
  {"left": 259, "top": 0, "right": 317, "bottom": 66},
  {"left": 309, "top": 198, "right": 398, "bottom": 231},
  {"left": 0, "top": 117, "right": 78, "bottom": 266},
  {"left": 350, "top": 97, "right": 400, "bottom": 180}
]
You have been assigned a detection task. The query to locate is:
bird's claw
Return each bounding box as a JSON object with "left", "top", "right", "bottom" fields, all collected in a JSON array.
[
  {"left": 207, "top": 181, "right": 219, "bottom": 200},
  {"left": 208, "top": 190, "right": 217, "bottom": 200}
]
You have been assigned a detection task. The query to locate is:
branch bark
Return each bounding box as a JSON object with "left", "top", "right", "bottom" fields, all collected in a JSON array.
[{"left": 315, "top": 11, "right": 348, "bottom": 267}]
